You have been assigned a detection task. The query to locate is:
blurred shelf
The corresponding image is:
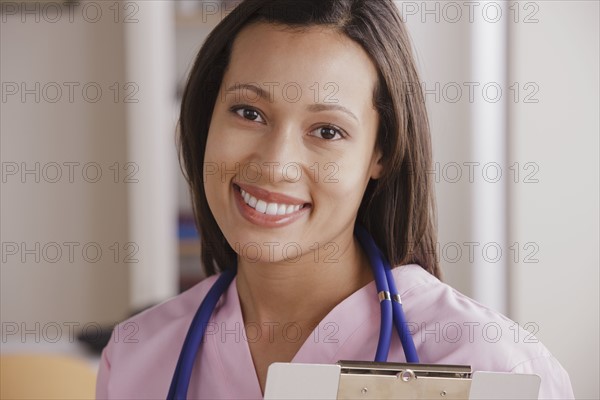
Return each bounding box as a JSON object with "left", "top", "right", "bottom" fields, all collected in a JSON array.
[
  {"left": 179, "top": 239, "right": 201, "bottom": 257},
  {"left": 178, "top": 214, "right": 204, "bottom": 292}
]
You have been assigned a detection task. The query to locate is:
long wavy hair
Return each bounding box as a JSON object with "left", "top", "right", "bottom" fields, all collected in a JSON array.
[{"left": 178, "top": 0, "right": 441, "bottom": 279}]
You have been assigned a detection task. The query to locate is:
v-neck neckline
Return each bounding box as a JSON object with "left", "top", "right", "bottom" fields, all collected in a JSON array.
[{"left": 210, "top": 276, "right": 380, "bottom": 398}]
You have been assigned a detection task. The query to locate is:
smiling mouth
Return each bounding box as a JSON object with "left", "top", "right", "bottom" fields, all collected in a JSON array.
[{"left": 233, "top": 184, "right": 311, "bottom": 216}]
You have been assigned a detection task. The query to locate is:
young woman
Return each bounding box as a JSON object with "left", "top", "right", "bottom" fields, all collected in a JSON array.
[{"left": 97, "top": 1, "right": 573, "bottom": 398}]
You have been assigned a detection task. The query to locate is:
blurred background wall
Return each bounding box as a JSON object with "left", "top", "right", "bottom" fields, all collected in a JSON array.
[{"left": 1, "top": 1, "right": 598, "bottom": 398}]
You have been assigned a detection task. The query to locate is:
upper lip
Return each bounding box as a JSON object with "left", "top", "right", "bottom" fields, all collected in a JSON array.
[{"left": 234, "top": 182, "right": 310, "bottom": 206}]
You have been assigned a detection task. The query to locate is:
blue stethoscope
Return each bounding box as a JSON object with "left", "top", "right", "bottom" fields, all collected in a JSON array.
[{"left": 167, "top": 224, "right": 419, "bottom": 399}]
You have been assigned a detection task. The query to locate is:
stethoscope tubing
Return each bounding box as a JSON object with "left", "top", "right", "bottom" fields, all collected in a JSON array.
[
  {"left": 167, "top": 225, "right": 419, "bottom": 400},
  {"left": 167, "top": 267, "right": 237, "bottom": 400},
  {"left": 354, "top": 224, "right": 420, "bottom": 364},
  {"left": 384, "top": 263, "right": 420, "bottom": 363},
  {"left": 353, "top": 225, "right": 394, "bottom": 362}
]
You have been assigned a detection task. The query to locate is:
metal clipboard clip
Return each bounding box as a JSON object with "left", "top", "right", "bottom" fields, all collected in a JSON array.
[
  {"left": 264, "top": 361, "right": 541, "bottom": 400},
  {"left": 337, "top": 360, "right": 472, "bottom": 399}
]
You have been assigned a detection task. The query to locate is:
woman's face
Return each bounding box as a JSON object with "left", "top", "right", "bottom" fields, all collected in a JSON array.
[{"left": 204, "top": 22, "right": 382, "bottom": 264}]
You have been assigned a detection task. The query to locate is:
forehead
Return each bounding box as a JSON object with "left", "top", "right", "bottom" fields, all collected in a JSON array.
[{"left": 223, "top": 22, "right": 379, "bottom": 108}]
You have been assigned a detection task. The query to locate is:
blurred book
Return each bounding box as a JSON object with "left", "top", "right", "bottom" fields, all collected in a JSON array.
[{"left": 178, "top": 214, "right": 204, "bottom": 292}]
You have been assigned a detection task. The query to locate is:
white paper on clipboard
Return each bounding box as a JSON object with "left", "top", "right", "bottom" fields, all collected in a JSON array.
[
  {"left": 263, "top": 363, "right": 340, "bottom": 400},
  {"left": 469, "top": 371, "right": 541, "bottom": 399}
]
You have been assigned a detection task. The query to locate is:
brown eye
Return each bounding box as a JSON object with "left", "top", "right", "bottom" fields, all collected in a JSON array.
[
  {"left": 233, "top": 107, "right": 265, "bottom": 123},
  {"left": 309, "top": 126, "right": 344, "bottom": 140}
]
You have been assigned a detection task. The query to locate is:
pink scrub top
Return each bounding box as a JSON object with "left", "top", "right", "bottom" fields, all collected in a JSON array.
[{"left": 96, "top": 264, "right": 574, "bottom": 399}]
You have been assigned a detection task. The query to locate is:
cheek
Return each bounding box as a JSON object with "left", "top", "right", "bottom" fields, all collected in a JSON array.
[
  {"left": 204, "top": 120, "right": 248, "bottom": 185},
  {"left": 203, "top": 131, "right": 222, "bottom": 198},
  {"left": 203, "top": 123, "right": 236, "bottom": 219},
  {"left": 314, "top": 157, "right": 372, "bottom": 211},
  {"left": 205, "top": 114, "right": 262, "bottom": 171},
  {"left": 308, "top": 125, "right": 378, "bottom": 210},
  {"left": 205, "top": 121, "right": 234, "bottom": 164}
]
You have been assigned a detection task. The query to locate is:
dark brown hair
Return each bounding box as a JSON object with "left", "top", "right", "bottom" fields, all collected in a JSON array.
[{"left": 178, "top": 0, "right": 441, "bottom": 279}]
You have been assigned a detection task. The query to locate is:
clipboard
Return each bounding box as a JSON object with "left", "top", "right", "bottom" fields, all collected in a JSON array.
[{"left": 264, "top": 361, "right": 541, "bottom": 400}]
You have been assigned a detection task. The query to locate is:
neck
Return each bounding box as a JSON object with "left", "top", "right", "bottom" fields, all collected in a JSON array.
[{"left": 235, "top": 232, "right": 373, "bottom": 328}]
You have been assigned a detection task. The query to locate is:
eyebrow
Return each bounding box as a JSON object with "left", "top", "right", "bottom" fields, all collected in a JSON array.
[
  {"left": 225, "top": 83, "right": 360, "bottom": 122},
  {"left": 307, "top": 103, "right": 359, "bottom": 123},
  {"left": 226, "top": 83, "right": 269, "bottom": 100}
]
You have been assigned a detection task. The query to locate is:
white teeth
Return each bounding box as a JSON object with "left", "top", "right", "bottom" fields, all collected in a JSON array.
[
  {"left": 255, "top": 199, "right": 267, "bottom": 213},
  {"left": 265, "top": 202, "right": 278, "bottom": 215},
  {"left": 249, "top": 196, "right": 258, "bottom": 208},
  {"left": 239, "top": 187, "right": 305, "bottom": 216}
]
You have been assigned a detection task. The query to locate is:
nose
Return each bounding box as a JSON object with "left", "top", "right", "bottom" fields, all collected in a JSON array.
[{"left": 252, "top": 123, "right": 305, "bottom": 184}]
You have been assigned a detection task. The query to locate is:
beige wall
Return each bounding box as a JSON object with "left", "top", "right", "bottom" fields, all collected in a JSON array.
[
  {"left": 1, "top": 1, "right": 179, "bottom": 339},
  {"left": 508, "top": 1, "right": 599, "bottom": 398},
  {"left": 403, "top": 3, "right": 476, "bottom": 296},
  {"left": 1, "top": 3, "right": 131, "bottom": 333}
]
